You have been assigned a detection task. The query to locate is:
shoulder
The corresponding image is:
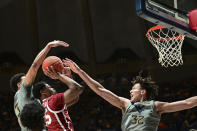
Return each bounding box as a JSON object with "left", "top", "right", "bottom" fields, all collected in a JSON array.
[
  {"left": 154, "top": 101, "right": 167, "bottom": 108},
  {"left": 47, "top": 93, "right": 64, "bottom": 104},
  {"left": 154, "top": 101, "right": 160, "bottom": 110},
  {"left": 18, "top": 80, "right": 32, "bottom": 93},
  {"left": 21, "top": 80, "right": 32, "bottom": 88},
  {"left": 119, "top": 97, "right": 131, "bottom": 113},
  {"left": 50, "top": 93, "right": 64, "bottom": 100},
  {"left": 154, "top": 101, "right": 168, "bottom": 115},
  {"left": 48, "top": 93, "right": 65, "bottom": 111}
]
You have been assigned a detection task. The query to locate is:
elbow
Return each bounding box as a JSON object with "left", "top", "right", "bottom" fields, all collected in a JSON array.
[
  {"left": 79, "top": 86, "right": 84, "bottom": 94},
  {"left": 96, "top": 85, "right": 104, "bottom": 90},
  {"left": 74, "top": 96, "right": 79, "bottom": 103},
  {"left": 97, "top": 86, "right": 106, "bottom": 95},
  {"left": 74, "top": 85, "right": 84, "bottom": 95}
]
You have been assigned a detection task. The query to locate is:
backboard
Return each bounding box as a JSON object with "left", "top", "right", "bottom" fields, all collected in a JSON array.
[{"left": 136, "top": 0, "right": 197, "bottom": 40}]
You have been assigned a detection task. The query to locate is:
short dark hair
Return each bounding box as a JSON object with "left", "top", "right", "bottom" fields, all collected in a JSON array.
[
  {"left": 33, "top": 81, "right": 47, "bottom": 99},
  {"left": 132, "top": 75, "right": 158, "bottom": 100},
  {"left": 10, "top": 73, "right": 25, "bottom": 92},
  {"left": 20, "top": 100, "right": 45, "bottom": 130}
]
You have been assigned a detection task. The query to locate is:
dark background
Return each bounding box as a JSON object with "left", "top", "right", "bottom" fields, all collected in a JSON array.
[
  {"left": 0, "top": 0, "right": 197, "bottom": 131},
  {"left": 0, "top": 0, "right": 197, "bottom": 93}
]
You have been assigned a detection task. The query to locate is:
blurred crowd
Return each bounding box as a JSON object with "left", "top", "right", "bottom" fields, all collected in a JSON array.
[{"left": 0, "top": 72, "right": 197, "bottom": 131}]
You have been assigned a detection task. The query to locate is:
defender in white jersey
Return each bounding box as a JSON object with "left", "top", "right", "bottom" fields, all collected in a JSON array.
[
  {"left": 66, "top": 58, "right": 197, "bottom": 131},
  {"left": 10, "top": 40, "right": 69, "bottom": 131}
]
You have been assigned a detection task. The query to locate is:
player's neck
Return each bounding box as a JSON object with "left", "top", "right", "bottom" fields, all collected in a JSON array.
[
  {"left": 17, "top": 86, "right": 21, "bottom": 90},
  {"left": 141, "top": 95, "right": 147, "bottom": 102},
  {"left": 41, "top": 95, "right": 47, "bottom": 100}
]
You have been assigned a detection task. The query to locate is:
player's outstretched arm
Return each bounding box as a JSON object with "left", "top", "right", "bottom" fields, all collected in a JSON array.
[
  {"left": 64, "top": 58, "right": 130, "bottom": 111},
  {"left": 155, "top": 96, "right": 197, "bottom": 115},
  {"left": 25, "top": 40, "right": 69, "bottom": 86}
]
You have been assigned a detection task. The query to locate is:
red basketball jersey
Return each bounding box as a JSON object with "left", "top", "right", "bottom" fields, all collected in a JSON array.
[{"left": 43, "top": 93, "right": 74, "bottom": 131}]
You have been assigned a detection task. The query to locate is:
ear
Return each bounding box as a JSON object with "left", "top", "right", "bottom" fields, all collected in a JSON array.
[
  {"left": 40, "top": 89, "right": 46, "bottom": 95},
  {"left": 17, "top": 82, "right": 21, "bottom": 90}
]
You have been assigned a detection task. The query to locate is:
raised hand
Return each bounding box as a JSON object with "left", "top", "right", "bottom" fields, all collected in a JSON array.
[
  {"left": 47, "top": 40, "right": 69, "bottom": 48},
  {"left": 44, "top": 66, "right": 59, "bottom": 79},
  {"left": 63, "top": 58, "right": 81, "bottom": 74},
  {"left": 62, "top": 66, "right": 72, "bottom": 78}
]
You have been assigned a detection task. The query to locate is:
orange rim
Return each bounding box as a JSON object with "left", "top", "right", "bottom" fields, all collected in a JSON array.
[{"left": 146, "top": 25, "right": 184, "bottom": 41}]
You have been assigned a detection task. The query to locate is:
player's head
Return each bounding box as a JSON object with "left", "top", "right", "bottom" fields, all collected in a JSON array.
[
  {"left": 33, "top": 81, "right": 56, "bottom": 100},
  {"left": 10, "top": 73, "right": 25, "bottom": 92},
  {"left": 20, "top": 100, "right": 45, "bottom": 131},
  {"left": 130, "top": 75, "right": 158, "bottom": 102}
]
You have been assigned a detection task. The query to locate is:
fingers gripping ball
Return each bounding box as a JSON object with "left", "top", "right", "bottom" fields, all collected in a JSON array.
[{"left": 42, "top": 56, "right": 64, "bottom": 74}]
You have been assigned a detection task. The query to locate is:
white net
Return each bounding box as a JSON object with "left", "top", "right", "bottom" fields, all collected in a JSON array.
[{"left": 146, "top": 25, "right": 185, "bottom": 67}]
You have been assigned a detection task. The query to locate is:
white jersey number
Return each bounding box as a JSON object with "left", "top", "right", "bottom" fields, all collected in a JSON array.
[
  {"left": 45, "top": 114, "right": 52, "bottom": 125},
  {"left": 131, "top": 115, "right": 144, "bottom": 125}
]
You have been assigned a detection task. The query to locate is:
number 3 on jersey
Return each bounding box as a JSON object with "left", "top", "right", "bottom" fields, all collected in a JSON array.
[{"left": 131, "top": 115, "right": 144, "bottom": 124}]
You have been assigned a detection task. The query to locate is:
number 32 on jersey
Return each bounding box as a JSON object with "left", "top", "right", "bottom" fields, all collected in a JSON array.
[{"left": 131, "top": 114, "right": 144, "bottom": 124}]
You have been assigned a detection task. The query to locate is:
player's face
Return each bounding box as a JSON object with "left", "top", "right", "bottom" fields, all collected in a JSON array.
[
  {"left": 129, "top": 83, "right": 144, "bottom": 102},
  {"left": 44, "top": 84, "right": 56, "bottom": 97}
]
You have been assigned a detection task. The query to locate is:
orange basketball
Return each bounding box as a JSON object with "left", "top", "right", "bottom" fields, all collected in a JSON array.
[{"left": 42, "top": 56, "right": 64, "bottom": 73}]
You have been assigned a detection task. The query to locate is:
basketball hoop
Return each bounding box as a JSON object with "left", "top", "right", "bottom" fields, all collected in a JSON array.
[{"left": 146, "top": 25, "right": 185, "bottom": 67}]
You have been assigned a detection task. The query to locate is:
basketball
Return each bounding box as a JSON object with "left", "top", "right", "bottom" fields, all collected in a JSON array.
[{"left": 42, "top": 56, "right": 64, "bottom": 73}]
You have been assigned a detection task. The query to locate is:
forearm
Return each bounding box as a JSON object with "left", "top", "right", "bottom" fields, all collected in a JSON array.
[
  {"left": 25, "top": 45, "right": 51, "bottom": 85},
  {"left": 31, "top": 45, "right": 51, "bottom": 70},
  {"left": 62, "top": 75, "right": 84, "bottom": 105},
  {"left": 76, "top": 69, "right": 125, "bottom": 109},
  {"left": 58, "top": 74, "right": 83, "bottom": 90},
  {"left": 77, "top": 69, "right": 103, "bottom": 93},
  {"left": 65, "top": 58, "right": 124, "bottom": 109}
]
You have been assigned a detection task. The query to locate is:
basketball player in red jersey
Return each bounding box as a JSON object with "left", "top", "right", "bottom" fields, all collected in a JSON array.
[{"left": 33, "top": 66, "right": 84, "bottom": 131}]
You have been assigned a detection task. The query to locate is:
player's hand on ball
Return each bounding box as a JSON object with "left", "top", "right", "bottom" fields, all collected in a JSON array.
[
  {"left": 62, "top": 66, "right": 72, "bottom": 78},
  {"left": 44, "top": 66, "right": 59, "bottom": 79},
  {"left": 63, "top": 58, "right": 81, "bottom": 74}
]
